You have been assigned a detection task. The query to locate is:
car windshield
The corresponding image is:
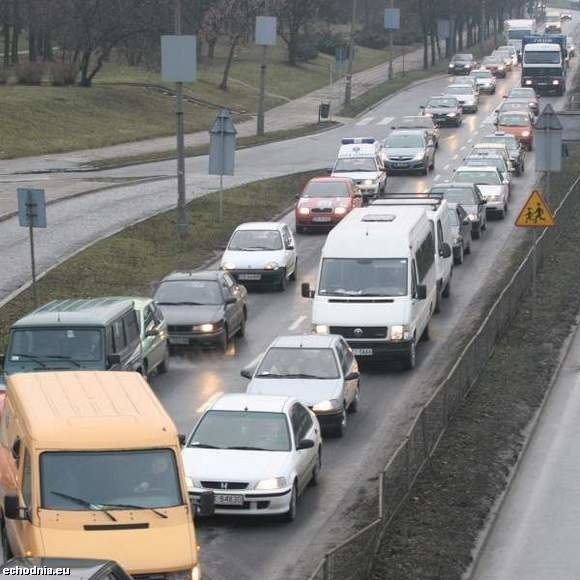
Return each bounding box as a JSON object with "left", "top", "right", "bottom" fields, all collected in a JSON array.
[
  {"left": 189, "top": 410, "right": 291, "bottom": 452},
  {"left": 8, "top": 328, "right": 103, "bottom": 363},
  {"left": 501, "top": 102, "right": 528, "bottom": 112},
  {"left": 427, "top": 98, "right": 457, "bottom": 108},
  {"left": 453, "top": 54, "right": 472, "bottom": 61},
  {"left": 524, "top": 51, "right": 561, "bottom": 64},
  {"left": 155, "top": 280, "right": 223, "bottom": 305},
  {"left": 303, "top": 181, "right": 349, "bottom": 198},
  {"left": 40, "top": 449, "right": 182, "bottom": 510},
  {"left": 256, "top": 347, "right": 339, "bottom": 379},
  {"left": 228, "top": 229, "right": 282, "bottom": 251},
  {"left": 395, "top": 117, "right": 431, "bottom": 129},
  {"left": 454, "top": 170, "right": 501, "bottom": 185},
  {"left": 384, "top": 133, "right": 424, "bottom": 148},
  {"left": 465, "top": 157, "right": 506, "bottom": 173},
  {"left": 509, "top": 88, "right": 533, "bottom": 98},
  {"left": 319, "top": 258, "right": 408, "bottom": 297},
  {"left": 470, "top": 71, "right": 492, "bottom": 79},
  {"left": 333, "top": 158, "right": 377, "bottom": 172},
  {"left": 498, "top": 114, "right": 529, "bottom": 127},
  {"left": 432, "top": 187, "right": 475, "bottom": 205},
  {"left": 446, "top": 86, "right": 470, "bottom": 95}
]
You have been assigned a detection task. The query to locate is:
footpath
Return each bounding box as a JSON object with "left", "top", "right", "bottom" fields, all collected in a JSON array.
[
  {"left": 471, "top": 322, "right": 580, "bottom": 580},
  {"left": 0, "top": 46, "right": 425, "bottom": 219}
]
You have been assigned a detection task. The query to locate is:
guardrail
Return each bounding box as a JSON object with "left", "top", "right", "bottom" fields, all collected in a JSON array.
[{"left": 308, "top": 171, "right": 580, "bottom": 580}]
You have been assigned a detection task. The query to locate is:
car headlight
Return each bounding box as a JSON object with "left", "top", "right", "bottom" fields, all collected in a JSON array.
[
  {"left": 314, "top": 324, "right": 330, "bottom": 334},
  {"left": 423, "top": 112, "right": 433, "bottom": 117},
  {"left": 552, "top": 79, "right": 560, "bottom": 85},
  {"left": 498, "top": 65, "right": 505, "bottom": 70},
  {"left": 488, "top": 194, "right": 501, "bottom": 201},
  {"left": 449, "top": 64, "right": 455, "bottom": 67},
  {"left": 390, "top": 324, "right": 411, "bottom": 341},
  {"left": 525, "top": 79, "right": 532, "bottom": 85},
  {"left": 264, "top": 261, "right": 280, "bottom": 270},
  {"left": 192, "top": 323, "right": 218, "bottom": 333},
  {"left": 185, "top": 476, "right": 195, "bottom": 493},
  {"left": 521, "top": 131, "right": 530, "bottom": 137},
  {"left": 447, "top": 112, "right": 457, "bottom": 117},
  {"left": 255, "top": 477, "right": 287, "bottom": 490},
  {"left": 414, "top": 152, "right": 425, "bottom": 161},
  {"left": 313, "top": 399, "right": 341, "bottom": 412},
  {"left": 335, "top": 206, "right": 347, "bottom": 215},
  {"left": 298, "top": 207, "right": 310, "bottom": 215},
  {"left": 468, "top": 213, "right": 478, "bottom": 221},
  {"left": 223, "top": 262, "right": 236, "bottom": 270},
  {"left": 453, "top": 236, "right": 461, "bottom": 244},
  {"left": 363, "top": 179, "right": 375, "bottom": 185}
]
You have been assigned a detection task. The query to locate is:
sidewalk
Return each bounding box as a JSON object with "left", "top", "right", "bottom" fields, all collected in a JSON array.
[{"left": 471, "top": 322, "right": 580, "bottom": 580}]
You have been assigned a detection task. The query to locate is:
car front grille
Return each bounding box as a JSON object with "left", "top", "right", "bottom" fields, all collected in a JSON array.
[
  {"left": 168, "top": 325, "right": 192, "bottom": 332},
  {"left": 329, "top": 326, "right": 388, "bottom": 339},
  {"left": 201, "top": 481, "right": 249, "bottom": 490},
  {"left": 311, "top": 207, "right": 333, "bottom": 213}
]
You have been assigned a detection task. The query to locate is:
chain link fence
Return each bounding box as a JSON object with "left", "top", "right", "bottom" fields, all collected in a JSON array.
[{"left": 309, "top": 171, "right": 580, "bottom": 580}]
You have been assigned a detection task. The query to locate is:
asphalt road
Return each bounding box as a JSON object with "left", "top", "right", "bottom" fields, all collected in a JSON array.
[{"left": 0, "top": 16, "right": 578, "bottom": 578}]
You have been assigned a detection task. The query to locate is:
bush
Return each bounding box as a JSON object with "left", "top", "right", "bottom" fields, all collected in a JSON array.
[
  {"left": 354, "top": 27, "right": 390, "bottom": 49},
  {"left": 15, "top": 62, "right": 45, "bottom": 85},
  {"left": 49, "top": 62, "right": 78, "bottom": 86},
  {"left": 294, "top": 36, "right": 320, "bottom": 62},
  {"left": 317, "top": 31, "right": 348, "bottom": 57}
]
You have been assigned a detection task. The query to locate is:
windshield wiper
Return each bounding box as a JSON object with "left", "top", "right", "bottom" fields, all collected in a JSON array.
[
  {"left": 101, "top": 502, "right": 168, "bottom": 519},
  {"left": 188, "top": 442, "right": 222, "bottom": 449},
  {"left": 10, "top": 353, "right": 48, "bottom": 368},
  {"left": 227, "top": 445, "right": 270, "bottom": 451},
  {"left": 275, "top": 373, "right": 330, "bottom": 379},
  {"left": 40, "top": 355, "right": 81, "bottom": 367},
  {"left": 158, "top": 301, "right": 204, "bottom": 306},
  {"left": 49, "top": 491, "right": 117, "bottom": 521}
]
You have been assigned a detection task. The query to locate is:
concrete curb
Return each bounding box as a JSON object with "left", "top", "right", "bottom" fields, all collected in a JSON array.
[{"left": 463, "top": 318, "right": 580, "bottom": 580}]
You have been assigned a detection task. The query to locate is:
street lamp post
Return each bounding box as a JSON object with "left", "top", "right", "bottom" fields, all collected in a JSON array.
[
  {"left": 175, "top": 0, "right": 187, "bottom": 238},
  {"left": 344, "top": 0, "right": 357, "bottom": 108}
]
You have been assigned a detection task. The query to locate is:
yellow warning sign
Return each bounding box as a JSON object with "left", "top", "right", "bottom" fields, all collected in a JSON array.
[{"left": 515, "top": 190, "right": 555, "bottom": 228}]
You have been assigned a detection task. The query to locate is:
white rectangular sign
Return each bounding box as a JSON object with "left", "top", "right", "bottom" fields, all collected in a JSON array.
[
  {"left": 161, "top": 35, "right": 197, "bottom": 83},
  {"left": 255, "top": 16, "right": 277, "bottom": 46}
]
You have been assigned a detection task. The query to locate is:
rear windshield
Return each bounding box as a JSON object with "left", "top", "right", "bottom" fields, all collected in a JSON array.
[
  {"left": 427, "top": 97, "right": 457, "bottom": 108},
  {"left": 453, "top": 170, "right": 501, "bottom": 185},
  {"left": 302, "top": 181, "right": 349, "bottom": 198}
]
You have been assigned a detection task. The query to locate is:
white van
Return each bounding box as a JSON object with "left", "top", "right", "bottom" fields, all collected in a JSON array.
[
  {"left": 371, "top": 196, "right": 453, "bottom": 312},
  {"left": 331, "top": 138, "right": 387, "bottom": 203},
  {"left": 301, "top": 206, "right": 437, "bottom": 369}
]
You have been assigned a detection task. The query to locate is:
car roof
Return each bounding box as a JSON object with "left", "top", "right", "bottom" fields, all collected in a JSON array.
[
  {"left": 210, "top": 393, "right": 294, "bottom": 413},
  {"left": 306, "top": 177, "right": 352, "bottom": 184},
  {"left": 159, "top": 270, "right": 222, "bottom": 283},
  {"left": 234, "top": 222, "right": 284, "bottom": 231},
  {"left": 388, "top": 129, "right": 427, "bottom": 136},
  {"left": 269, "top": 334, "right": 339, "bottom": 349},
  {"left": 456, "top": 165, "right": 498, "bottom": 172}
]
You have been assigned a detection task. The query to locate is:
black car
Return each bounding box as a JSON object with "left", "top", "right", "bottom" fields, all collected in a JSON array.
[
  {"left": 154, "top": 270, "right": 248, "bottom": 352},
  {"left": 447, "top": 204, "right": 472, "bottom": 265},
  {"left": 1, "top": 558, "right": 131, "bottom": 580},
  {"left": 480, "top": 132, "right": 526, "bottom": 176},
  {"left": 421, "top": 96, "right": 463, "bottom": 127},
  {"left": 448, "top": 53, "right": 477, "bottom": 75},
  {"left": 429, "top": 182, "right": 487, "bottom": 239}
]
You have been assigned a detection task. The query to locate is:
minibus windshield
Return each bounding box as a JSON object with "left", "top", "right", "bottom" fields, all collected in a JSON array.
[
  {"left": 319, "top": 258, "right": 408, "bottom": 297},
  {"left": 41, "top": 449, "right": 182, "bottom": 511}
]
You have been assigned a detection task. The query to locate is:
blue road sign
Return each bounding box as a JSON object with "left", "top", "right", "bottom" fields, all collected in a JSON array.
[
  {"left": 384, "top": 8, "right": 400, "bottom": 30},
  {"left": 17, "top": 188, "right": 47, "bottom": 228}
]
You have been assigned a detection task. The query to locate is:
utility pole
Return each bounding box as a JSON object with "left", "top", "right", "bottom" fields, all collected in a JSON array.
[
  {"left": 175, "top": 0, "right": 187, "bottom": 238},
  {"left": 388, "top": 0, "right": 394, "bottom": 80},
  {"left": 257, "top": 45, "right": 267, "bottom": 135},
  {"left": 344, "top": 0, "right": 357, "bottom": 108}
]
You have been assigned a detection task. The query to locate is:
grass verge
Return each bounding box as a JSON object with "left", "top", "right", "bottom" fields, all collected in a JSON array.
[
  {"left": 86, "top": 121, "right": 340, "bottom": 171},
  {"left": 369, "top": 144, "right": 580, "bottom": 580},
  {"left": 0, "top": 169, "right": 322, "bottom": 350}
]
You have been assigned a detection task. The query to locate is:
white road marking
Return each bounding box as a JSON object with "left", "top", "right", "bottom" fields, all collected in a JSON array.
[
  {"left": 460, "top": 146, "right": 466, "bottom": 151},
  {"left": 434, "top": 174, "right": 441, "bottom": 181},
  {"left": 467, "top": 138, "right": 474, "bottom": 143},
  {"left": 443, "top": 164, "right": 450, "bottom": 171},
  {"left": 196, "top": 392, "right": 224, "bottom": 413},
  {"left": 356, "top": 117, "right": 375, "bottom": 126},
  {"left": 289, "top": 315, "right": 307, "bottom": 331},
  {"left": 377, "top": 116, "right": 394, "bottom": 126},
  {"left": 453, "top": 154, "right": 459, "bottom": 160}
]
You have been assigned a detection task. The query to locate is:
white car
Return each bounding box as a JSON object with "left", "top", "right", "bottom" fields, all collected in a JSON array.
[
  {"left": 449, "top": 75, "right": 480, "bottom": 95},
  {"left": 242, "top": 334, "right": 361, "bottom": 437},
  {"left": 221, "top": 222, "right": 298, "bottom": 291},
  {"left": 182, "top": 394, "right": 322, "bottom": 520},
  {"left": 452, "top": 166, "right": 510, "bottom": 219},
  {"left": 444, "top": 84, "right": 479, "bottom": 113},
  {"left": 468, "top": 68, "right": 497, "bottom": 93}
]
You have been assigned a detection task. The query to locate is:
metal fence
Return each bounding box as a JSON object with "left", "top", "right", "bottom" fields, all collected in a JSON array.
[{"left": 308, "top": 172, "right": 580, "bottom": 580}]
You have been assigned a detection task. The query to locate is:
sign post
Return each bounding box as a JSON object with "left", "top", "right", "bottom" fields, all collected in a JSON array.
[
  {"left": 384, "top": 7, "right": 400, "bottom": 80},
  {"left": 17, "top": 188, "right": 47, "bottom": 308},
  {"left": 209, "top": 109, "right": 237, "bottom": 222},
  {"left": 255, "top": 16, "right": 277, "bottom": 136}
]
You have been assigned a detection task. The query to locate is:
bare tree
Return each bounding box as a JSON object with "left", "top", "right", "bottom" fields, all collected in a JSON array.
[{"left": 276, "top": 0, "right": 319, "bottom": 65}]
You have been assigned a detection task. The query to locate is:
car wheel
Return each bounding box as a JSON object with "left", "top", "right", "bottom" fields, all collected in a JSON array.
[
  {"left": 481, "top": 218, "right": 487, "bottom": 231},
  {"left": 348, "top": 384, "right": 360, "bottom": 414},
  {"left": 401, "top": 339, "right": 416, "bottom": 371},
  {"left": 430, "top": 156, "right": 435, "bottom": 171},
  {"left": 333, "top": 408, "right": 347, "bottom": 438},
  {"left": 442, "top": 277, "right": 451, "bottom": 298},
  {"left": 453, "top": 245, "right": 464, "bottom": 266},
  {"left": 309, "top": 449, "right": 322, "bottom": 487},
  {"left": 498, "top": 206, "right": 506, "bottom": 220},
  {"left": 219, "top": 325, "right": 229, "bottom": 353},
  {"left": 1, "top": 518, "right": 13, "bottom": 560},
  {"left": 465, "top": 239, "right": 472, "bottom": 255},
  {"left": 157, "top": 347, "right": 170, "bottom": 375},
  {"left": 237, "top": 310, "right": 246, "bottom": 337},
  {"left": 295, "top": 225, "right": 306, "bottom": 234},
  {"left": 422, "top": 163, "right": 428, "bottom": 176},
  {"left": 284, "top": 482, "right": 298, "bottom": 522},
  {"left": 278, "top": 269, "right": 288, "bottom": 292},
  {"left": 419, "top": 323, "right": 430, "bottom": 342},
  {"left": 142, "top": 360, "right": 149, "bottom": 379},
  {"left": 289, "top": 260, "right": 297, "bottom": 282},
  {"left": 434, "top": 291, "right": 441, "bottom": 314},
  {"left": 471, "top": 226, "right": 481, "bottom": 240}
]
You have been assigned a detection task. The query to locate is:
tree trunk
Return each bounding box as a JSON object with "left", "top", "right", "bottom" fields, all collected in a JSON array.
[
  {"left": 207, "top": 38, "right": 217, "bottom": 61},
  {"left": 219, "top": 34, "right": 240, "bottom": 90},
  {"left": 10, "top": 0, "right": 19, "bottom": 65},
  {"left": 423, "top": 33, "right": 428, "bottom": 69},
  {"left": 79, "top": 48, "right": 92, "bottom": 87},
  {"left": 287, "top": 21, "right": 300, "bottom": 65},
  {"left": 430, "top": 30, "right": 436, "bottom": 66},
  {"left": 2, "top": 20, "right": 9, "bottom": 66}
]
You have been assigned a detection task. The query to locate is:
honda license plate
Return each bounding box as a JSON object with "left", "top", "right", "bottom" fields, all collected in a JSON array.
[
  {"left": 352, "top": 348, "right": 373, "bottom": 356},
  {"left": 238, "top": 274, "right": 262, "bottom": 281},
  {"left": 215, "top": 494, "right": 244, "bottom": 506}
]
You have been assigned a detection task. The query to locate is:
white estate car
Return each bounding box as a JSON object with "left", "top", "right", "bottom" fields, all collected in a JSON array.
[
  {"left": 221, "top": 222, "right": 298, "bottom": 291},
  {"left": 182, "top": 394, "right": 322, "bottom": 521},
  {"left": 452, "top": 166, "right": 510, "bottom": 219},
  {"left": 444, "top": 84, "right": 479, "bottom": 113},
  {"left": 242, "top": 334, "right": 361, "bottom": 437}
]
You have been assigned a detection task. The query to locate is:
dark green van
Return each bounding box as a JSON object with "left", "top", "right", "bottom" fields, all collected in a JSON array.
[{"left": 0, "top": 298, "right": 144, "bottom": 376}]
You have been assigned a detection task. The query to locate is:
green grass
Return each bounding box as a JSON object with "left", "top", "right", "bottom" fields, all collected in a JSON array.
[
  {"left": 0, "top": 169, "right": 322, "bottom": 350},
  {"left": 86, "top": 121, "right": 340, "bottom": 170}
]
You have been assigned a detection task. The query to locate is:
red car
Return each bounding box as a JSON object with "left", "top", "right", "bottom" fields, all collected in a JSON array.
[
  {"left": 295, "top": 177, "right": 362, "bottom": 233},
  {"left": 496, "top": 111, "right": 534, "bottom": 150}
]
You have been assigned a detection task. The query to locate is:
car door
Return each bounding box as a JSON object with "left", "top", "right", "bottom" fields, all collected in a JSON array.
[
  {"left": 473, "top": 185, "right": 486, "bottom": 224},
  {"left": 281, "top": 226, "right": 296, "bottom": 275},
  {"left": 456, "top": 205, "right": 470, "bottom": 248},
  {"left": 291, "top": 404, "right": 316, "bottom": 493},
  {"left": 220, "top": 274, "right": 240, "bottom": 332},
  {"left": 335, "top": 339, "right": 356, "bottom": 406},
  {"left": 142, "top": 302, "right": 163, "bottom": 371},
  {"left": 9, "top": 446, "right": 32, "bottom": 556}
]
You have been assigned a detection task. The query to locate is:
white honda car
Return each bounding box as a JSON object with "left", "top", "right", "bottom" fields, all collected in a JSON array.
[
  {"left": 221, "top": 222, "right": 298, "bottom": 291},
  {"left": 182, "top": 394, "right": 322, "bottom": 521}
]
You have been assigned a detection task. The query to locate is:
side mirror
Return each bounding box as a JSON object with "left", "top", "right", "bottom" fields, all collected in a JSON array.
[
  {"left": 462, "top": 218, "right": 470, "bottom": 225},
  {"left": 419, "top": 105, "right": 425, "bottom": 109},
  {"left": 178, "top": 434, "right": 186, "bottom": 446},
  {"left": 441, "top": 243, "right": 452, "bottom": 259},
  {"left": 286, "top": 244, "right": 295, "bottom": 250},
  {"left": 225, "top": 296, "right": 237, "bottom": 304},
  {"left": 240, "top": 367, "right": 253, "bottom": 379},
  {"left": 297, "top": 438, "right": 315, "bottom": 450},
  {"left": 344, "top": 370, "right": 360, "bottom": 381},
  {"left": 145, "top": 327, "right": 159, "bottom": 337},
  {"left": 481, "top": 199, "right": 488, "bottom": 204},
  {"left": 416, "top": 284, "right": 427, "bottom": 300},
  {"left": 196, "top": 490, "right": 215, "bottom": 517},
  {"left": 4, "top": 495, "right": 28, "bottom": 521},
  {"left": 295, "top": 193, "right": 300, "bottom": 199},
  {"left": 301, "top": 282, "right": 314, "bottom": 299},
  {"left": 107, "top": 353, "right": 122, "bottom": 366}
]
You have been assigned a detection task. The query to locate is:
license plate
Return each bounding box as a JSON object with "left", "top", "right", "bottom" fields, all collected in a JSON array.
[
  {"left": 313, "top": 216, "right": 331, "bottom": 222},
  {"left": 352, "top": 348, "right": 373, "bottom": 356},
  {"left": 170, "top": 337, "right": 190, "bottom": 345},
  {"left": 214, "top": 493, "right": 244, "bottom": 506},
  {"left": 393, "top": 163, "right": 408, "bottom": 168},
  {"left": 238, "top": 274, "right": 262, "bottom": 281}
]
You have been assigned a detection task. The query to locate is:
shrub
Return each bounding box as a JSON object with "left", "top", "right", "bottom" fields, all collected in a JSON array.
[
  {"left": 15, "top": 62, "right": 45, "bottom": 85},
  {"left": 317, "top": 31, "right": 348, "bottom": 57},
  {"left": 49, "top": 62, "right": 78, "bottom": 86},
  {"left": 294, "top": 36, "right": 320, "bottom": 62}
]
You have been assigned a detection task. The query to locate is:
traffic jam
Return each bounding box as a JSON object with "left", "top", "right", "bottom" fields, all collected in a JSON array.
[{"left": 0, "top": 10, "right": 574, "bottom": 580}]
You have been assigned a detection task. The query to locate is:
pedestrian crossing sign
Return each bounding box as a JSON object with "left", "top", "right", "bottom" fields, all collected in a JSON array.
[{"left": 515, "top": 190, "right": 555, "bottom": 228}]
